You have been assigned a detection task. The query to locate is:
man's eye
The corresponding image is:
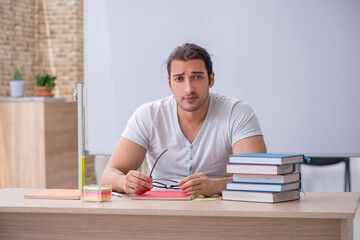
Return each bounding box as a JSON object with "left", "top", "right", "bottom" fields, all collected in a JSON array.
[
  {"left": 193, "top": 75, "right": 203, "bottom": 80},
  {"left": 174, "top": 77, "right": 183, "bottom": 82}
]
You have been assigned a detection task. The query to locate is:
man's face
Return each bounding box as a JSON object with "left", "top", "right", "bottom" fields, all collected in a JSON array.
[{"left": 168, "top": 59, "right": 214, "bottom": 113}]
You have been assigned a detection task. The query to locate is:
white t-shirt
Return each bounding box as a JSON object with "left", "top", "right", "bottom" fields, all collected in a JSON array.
[{"left": 122, "top": 93, "right": 263, "bottom": 181}]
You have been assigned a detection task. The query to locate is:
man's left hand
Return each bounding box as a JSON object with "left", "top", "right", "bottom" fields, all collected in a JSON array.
[{"left": 178, "top": 173, "right": 222, "bottom": 197}]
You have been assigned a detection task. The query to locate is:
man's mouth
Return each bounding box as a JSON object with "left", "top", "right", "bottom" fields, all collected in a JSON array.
[{"left": 183, "top": 95, "right": 197, "bottom": 103}]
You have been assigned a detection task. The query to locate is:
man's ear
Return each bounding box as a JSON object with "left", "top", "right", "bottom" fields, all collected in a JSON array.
[
  {"left": 209, "top": 72, "right": 215, "bottom": 88},
  {"left": 168, "top": 76, "right": 173, "bottom": 91}
]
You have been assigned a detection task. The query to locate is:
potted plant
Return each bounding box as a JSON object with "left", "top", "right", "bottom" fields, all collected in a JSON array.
[
  {"left": 35, "top": 72, "right": 57, "bottom": 97},
  {"left": 10, "top": 66, "right": 25, "bottom": 97}
]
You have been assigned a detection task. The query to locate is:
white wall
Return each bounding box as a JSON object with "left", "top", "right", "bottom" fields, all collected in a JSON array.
[
  {"left": 85, "top": 0, "right": 360, "bottom": 191},
  {"left": 301, "top": 157, "right": 360, "bottom": 192},
  {"left": 84, "top": 0, "right": 360, "bottom": 156}
]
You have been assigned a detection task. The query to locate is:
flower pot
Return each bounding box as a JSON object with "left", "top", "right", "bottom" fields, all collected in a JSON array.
[
  {"left": 10, "top": 80, "right": 25, "bottom": 97},
  {"left": 35, "top": 86, "right": 54, "bottom": 97}
]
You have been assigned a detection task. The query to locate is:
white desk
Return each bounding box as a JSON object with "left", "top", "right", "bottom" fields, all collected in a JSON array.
[{"left": 0, "top": 188, "right": 359, "bottom": 240}]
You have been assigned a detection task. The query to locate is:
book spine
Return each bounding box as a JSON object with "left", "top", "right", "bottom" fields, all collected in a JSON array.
[{"left": 226, "top": 163, "right": 295, "bottom": 174}]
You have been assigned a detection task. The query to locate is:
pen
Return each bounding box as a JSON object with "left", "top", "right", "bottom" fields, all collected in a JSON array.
[{"left": 112, "top": 192, "right": 122, "bottom": 197}]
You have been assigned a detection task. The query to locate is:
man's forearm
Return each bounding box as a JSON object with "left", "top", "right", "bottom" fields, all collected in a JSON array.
[{"left": 101, "top": 167, "right": 125, "bottom": 193}]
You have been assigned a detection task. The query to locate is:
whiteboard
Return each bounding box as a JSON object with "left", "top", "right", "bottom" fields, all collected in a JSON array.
[{"left": 84, "top": 0, "right": 360, "bottom": 156}]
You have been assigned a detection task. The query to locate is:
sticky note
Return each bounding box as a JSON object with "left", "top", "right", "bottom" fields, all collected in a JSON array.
[
  {"left": 82, "top": 185, "right": 112, "bottom": 202},
  {"left": 193, "top": 198, "right": 216, "bottom": 201}
]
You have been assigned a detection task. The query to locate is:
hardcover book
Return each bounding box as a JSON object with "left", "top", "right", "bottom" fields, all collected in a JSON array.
[
  {"left": 228, "top": 153, "right": 305, "bottom": 165},
  {"left": 227, "top": 163, "right": 295, "bottom": 175},
  {"left": 222, "top": 189, "right": 300, "bottom": 203},
  {"left": 226, "top": 181, "right": 300, "bottom": 192},
  {"left": 232, "top": 172, "right": 300, "bottom": 184}
]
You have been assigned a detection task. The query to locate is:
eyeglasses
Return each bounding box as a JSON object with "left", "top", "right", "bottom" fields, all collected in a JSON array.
[
  {"left": 149, "top": 149, "right": 168, "bottom": 177},
  {"left": 152, "top": 179, "right": 180, "bottom": 190},
  {"left": 149, "top": 149, "right": 180, "bottom": 190}
]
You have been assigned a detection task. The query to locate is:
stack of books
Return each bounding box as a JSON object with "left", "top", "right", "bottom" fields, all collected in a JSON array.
[{"left": 222, "top": 153, "right": 306, "bottom": 203}]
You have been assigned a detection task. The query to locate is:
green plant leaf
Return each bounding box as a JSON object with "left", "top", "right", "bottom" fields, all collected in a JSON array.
[
  {"left": 48, "top": 76, "right": 56, "bottom": 87},
  {"left": 13, "top": 66, "right": 23, "bottom": 81},
  {"left": 35, "top": 72, "right": 56, "bottom": 87},
  {"left": 44, "top": 74, "right": 50, "bottom": 86}
]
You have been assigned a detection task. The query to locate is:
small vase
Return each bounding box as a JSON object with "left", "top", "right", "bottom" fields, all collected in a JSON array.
[
  {"left": 35, "top": 86, "right": 54, "bottom": 97},
  {"left": 10, "top": 80, "right": 25, "bottom": 97}
]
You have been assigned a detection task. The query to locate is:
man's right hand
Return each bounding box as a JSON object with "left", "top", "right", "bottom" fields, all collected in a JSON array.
[
  {"left": 123, "top": 170, "right": 153, "bottom": 194},
  {"left": 101, "top": 137, "right": 149, "bottom": 194}
]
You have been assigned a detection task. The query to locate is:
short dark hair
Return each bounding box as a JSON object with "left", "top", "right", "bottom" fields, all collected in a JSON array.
[{"left": 166, "top": 43, "right": 213, "bottom": 83}]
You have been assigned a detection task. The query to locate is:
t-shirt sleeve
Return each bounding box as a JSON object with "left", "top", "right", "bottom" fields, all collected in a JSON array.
[
  {"left": 121, "top": 103, "right": 152, "bottom": 149},
  {"left": 229, "top": 101, "right": 263, "bottom": 146}
]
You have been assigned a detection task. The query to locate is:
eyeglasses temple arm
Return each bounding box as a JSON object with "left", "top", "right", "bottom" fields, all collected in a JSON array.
[{"left": 149, "top": 149, "right": 168, "bottom": 177}]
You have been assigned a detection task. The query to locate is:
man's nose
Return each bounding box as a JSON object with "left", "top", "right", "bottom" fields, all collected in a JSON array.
[{"left": 184, "top": 78, "right": 195, "bottom": 93}]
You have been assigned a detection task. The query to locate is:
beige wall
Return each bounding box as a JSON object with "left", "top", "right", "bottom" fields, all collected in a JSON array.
[{"left": 0, "top": 0, "right": 83, "bottom": 101}]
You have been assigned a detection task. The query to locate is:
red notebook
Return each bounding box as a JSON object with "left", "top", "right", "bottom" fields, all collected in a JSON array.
[{"left": 132, "top": 190, "right": 194, "bottom": 200}]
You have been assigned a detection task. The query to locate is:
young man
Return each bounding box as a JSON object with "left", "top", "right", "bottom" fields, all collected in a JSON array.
[{"left": 101, "top": 43, "right": 267, "bottom": 196}]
